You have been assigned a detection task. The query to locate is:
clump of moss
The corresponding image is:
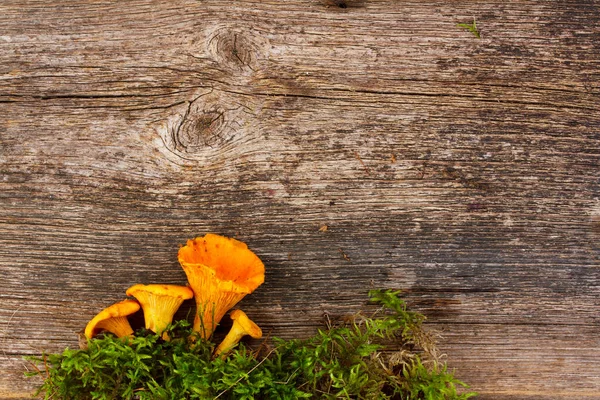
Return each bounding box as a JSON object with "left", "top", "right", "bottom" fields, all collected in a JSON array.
[{"left": 26, "top": 290, "right": 476, "bottom": 399}]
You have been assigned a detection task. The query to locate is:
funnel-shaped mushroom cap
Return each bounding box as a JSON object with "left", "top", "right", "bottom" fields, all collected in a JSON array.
[
  {"left": 84, "top": 299, "right": 140, "bottom": 339},
  {"left": 214, "top": 309, "right": 262, "bottom": 358},
  {"left": 229, "top": 309, "right": 262, "bottom": 338},
  {"left": 178, "top": 234, "right": 265, "bottom": 339},
  {"left": 126, "top": 284, "right": 193, "bottom": 338}
]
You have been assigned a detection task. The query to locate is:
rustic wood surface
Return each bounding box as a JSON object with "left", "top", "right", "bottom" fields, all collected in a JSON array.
[{"left": 1, "top": 0, "right": 599, "bottom": 398}]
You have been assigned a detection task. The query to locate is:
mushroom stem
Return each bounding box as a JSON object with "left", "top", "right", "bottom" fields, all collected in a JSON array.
[{"left": 213, "top": 309, "right": 262, "bottom": 359}]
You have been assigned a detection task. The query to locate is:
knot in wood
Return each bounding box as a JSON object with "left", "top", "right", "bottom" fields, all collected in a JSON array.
[
  {"left": 174, "top": 110, "right": 226, "bottom": 153},
  {"left": 157, "top": 89, "right": 260, "bottom": 163},
  {"left": 208, "top": 27, "right": 264, "bottom": 74}
]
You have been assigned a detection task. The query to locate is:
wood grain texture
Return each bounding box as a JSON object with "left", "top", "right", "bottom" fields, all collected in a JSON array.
[{"left": 1, "top": 0, "right": 599, "bottom": 398}]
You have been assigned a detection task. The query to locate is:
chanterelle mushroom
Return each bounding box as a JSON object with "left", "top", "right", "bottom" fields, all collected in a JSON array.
[
  {"left": 214, "top": 309, "right": 262, "bottom": 358},
  {"left": 125, "top": 284, "right": 193, "bottom": 339},
  {"left": 84, "top": 299, "right": 140, "bottom": 339},
  {"left": 178, "top": 234, "right": 265, "bottom": 339}
]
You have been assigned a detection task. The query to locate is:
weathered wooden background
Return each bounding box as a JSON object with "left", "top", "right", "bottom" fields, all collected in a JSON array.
[{"left": 1, "top": 0, "right": 599, "bottom": 398}]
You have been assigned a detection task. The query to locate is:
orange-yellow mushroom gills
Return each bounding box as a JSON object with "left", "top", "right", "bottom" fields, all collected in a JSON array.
[
  {"left": 126, "top": 284, "right": 193, "bottom": 339},
  {"left": 178, "top": 234, "right": 265, "bottom": 339},
  {"left": 84, "top": 299, "right": 140, "bottom": 339}
]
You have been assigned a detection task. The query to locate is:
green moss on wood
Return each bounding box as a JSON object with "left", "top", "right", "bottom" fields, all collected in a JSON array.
[{"left": 26, "top": 290, "right": 476, "bottom": 399}]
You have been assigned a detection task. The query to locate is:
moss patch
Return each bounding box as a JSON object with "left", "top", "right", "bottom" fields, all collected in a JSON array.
[{"left": 26, "top": 290, "right": 476, "bottom": 399}]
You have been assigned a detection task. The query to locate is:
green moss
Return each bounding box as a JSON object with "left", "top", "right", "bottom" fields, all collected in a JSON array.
[{"left": 26, "top": 290, "right": 476, "bottom": 399}]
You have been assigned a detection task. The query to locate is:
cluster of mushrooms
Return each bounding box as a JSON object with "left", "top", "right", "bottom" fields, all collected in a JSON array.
[{"left": 83, "top": 233, "right": 265, "bottom": 358}]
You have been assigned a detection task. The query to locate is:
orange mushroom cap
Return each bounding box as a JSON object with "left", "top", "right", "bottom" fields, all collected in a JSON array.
[
  {"left": 84, "top": 299, "right": 140, "bottom": 339},
  {"left": 178, "top": 234, "right": 265, "bottom": 339},
  {"left": 125, "top": 284, "right": 193, "bottom": 339},
  {"left": 229, "top": 309, "right": 262, "bottom": 338},
  {"left": 214, "top": 309, "right": 262, "bottom": 358}
]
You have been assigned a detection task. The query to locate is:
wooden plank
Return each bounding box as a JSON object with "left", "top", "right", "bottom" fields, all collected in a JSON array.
[{"left": 1, "top": 0, "right": 599, "bottom": 398}]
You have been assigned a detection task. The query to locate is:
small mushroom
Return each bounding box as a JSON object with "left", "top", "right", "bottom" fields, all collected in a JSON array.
[
  {"left": 84, "top": 299, "right": 140, "bottom": 339},
  {"left": 213, "top": 309, "right": 262, "bottom": 359},
  {"left": 178, "top": 234, "right": 265, "bottom": 339},
  {"left": 125, "top": 284, "right": 193, "bottom": 339}
]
